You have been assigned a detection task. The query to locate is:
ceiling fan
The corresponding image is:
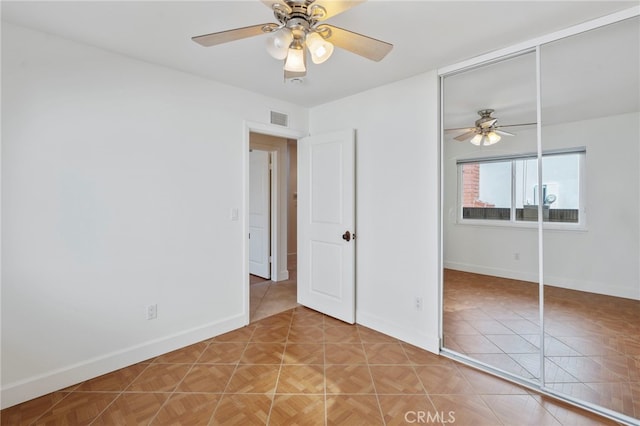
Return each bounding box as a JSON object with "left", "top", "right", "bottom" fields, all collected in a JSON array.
[
  {"left": 445, "top": 109, "right": 536, "bottom": 146},
  {"left": 191, "top": 0, "right": 393, "bottom": 80}
]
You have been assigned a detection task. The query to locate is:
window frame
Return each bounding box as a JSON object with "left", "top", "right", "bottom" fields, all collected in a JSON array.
[{"left": 456, "top": 148, "right": 587, "bottom": 230}]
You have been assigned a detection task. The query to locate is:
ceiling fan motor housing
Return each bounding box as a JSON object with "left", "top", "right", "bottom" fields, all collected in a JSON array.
[
  {"left": 475, "top": 109, "right": 499, "bottom": 130},
  {"left": 287, "top": 18, "right": 311, "bottom": 39},
  {"left": 275, "top": 2, "right": 323, "bottom": 36}
]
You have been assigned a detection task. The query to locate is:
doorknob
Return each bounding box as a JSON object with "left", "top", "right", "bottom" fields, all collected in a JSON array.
[{"left": 342, "top": 231, "right": 351, "bottom": 242}]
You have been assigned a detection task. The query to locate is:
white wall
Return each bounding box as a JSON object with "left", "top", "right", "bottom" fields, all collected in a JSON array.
[
  {"left": 543, "top": 113, "right": 639, "bottom": 299},
  {"left": 309, "top": 72, "right": 441, "bottom": 352},
  {"left": 1, "top": 22, "right": 308, "bottom": 408},
  {"left": 443, "top": 112, "right": 640, "bottom": 300}
]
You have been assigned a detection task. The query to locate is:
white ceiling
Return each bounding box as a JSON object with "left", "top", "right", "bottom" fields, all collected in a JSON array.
[{"left": 2, "top": 1, "right": 637, "bottom": 108}]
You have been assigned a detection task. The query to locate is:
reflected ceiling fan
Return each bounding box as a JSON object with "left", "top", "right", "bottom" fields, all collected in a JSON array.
[
  {"left": 191, "top": 0, "right": 393, "bottom": 80},
  {"left": 446, "top": 109, "right": 536, "bottom": 146}
]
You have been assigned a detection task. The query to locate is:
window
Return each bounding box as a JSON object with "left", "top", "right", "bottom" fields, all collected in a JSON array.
[{"left": 459, "top": 149, "right": 584, "bottom": 225}]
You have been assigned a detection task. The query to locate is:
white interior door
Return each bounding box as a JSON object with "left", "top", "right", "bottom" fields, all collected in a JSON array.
[
  {"left": 298, "top": 129, "right": 355, "bottom": 323},
  {"left": 249, "top": 150, "right": 270, "bottom": 279}
]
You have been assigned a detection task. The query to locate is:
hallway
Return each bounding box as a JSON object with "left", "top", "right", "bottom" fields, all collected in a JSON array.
[{"left": 250, "top": 255, "right": 299, "bottom": 322}]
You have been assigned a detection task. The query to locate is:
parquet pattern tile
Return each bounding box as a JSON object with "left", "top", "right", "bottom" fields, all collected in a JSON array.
[
  {"left": 150, "top": 393, "right": 220, "bottom": 426},
  {"left": 270, "top": 395, "right": 325, "bottom": 426},
  {"left": 1, "top": 307, "right": 622, "bottom": 425},
  {"left": 444, "top": 268, "right": 640, "bottom": 421}
]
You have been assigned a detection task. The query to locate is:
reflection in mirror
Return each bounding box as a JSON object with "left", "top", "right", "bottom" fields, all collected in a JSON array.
[
  {"left": 442, "top": 51, "right": 542, "bottom": 382},
  {"left": 540, "top": 17, "right": 640, "bottom": 420}
]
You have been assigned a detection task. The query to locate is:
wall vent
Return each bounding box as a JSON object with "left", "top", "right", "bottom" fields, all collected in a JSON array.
[{"left": 270, "top": 111, "right": 289, "bottom": 127}]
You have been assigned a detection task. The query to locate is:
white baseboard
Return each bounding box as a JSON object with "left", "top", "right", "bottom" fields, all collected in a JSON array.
[
  {"left": 543, "top": 274, "right": 639, "bottom": 300},
  {"left": 356, "top": 311, "right": 440, "bottom": 354},
  {"left": 280, "top": 270, "right": 290, "bottom": 281},
  {"left": 444, "top": 262, "right": 639, "bottom": 300},
  {"left": 0, "top": 313, "right": 246, "bottom": 409},
  {"left": 444, "top": 261, "right": 538, "bottom": 283}
]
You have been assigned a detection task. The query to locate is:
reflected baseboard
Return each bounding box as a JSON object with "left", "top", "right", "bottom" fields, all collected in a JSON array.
[{"left": 444, "top": 262, "right": 538, "bottom": 284}]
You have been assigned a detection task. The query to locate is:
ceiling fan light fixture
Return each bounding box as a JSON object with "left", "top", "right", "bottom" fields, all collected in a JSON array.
[
  {"left": 284, "top": 43, "right": 306, "bottom": 73},
  {"left": 486, "top": 131, "right": 501, "bottom": 145},
  {"left": 470, "top": 134, "right": 483, "bottom": 146},
  {"left": 306, "top": 32, "right": 334, "bottom": 64},
  {"left": 266, "top": 28, "right": 293, "bottom": 60}
]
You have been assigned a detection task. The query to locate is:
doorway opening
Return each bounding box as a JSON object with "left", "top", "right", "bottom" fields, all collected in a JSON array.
[{"left": 249, "top": 132, "right": 299, "bottom": 322}]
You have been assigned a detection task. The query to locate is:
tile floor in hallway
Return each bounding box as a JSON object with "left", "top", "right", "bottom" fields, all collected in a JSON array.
[
  {"left": 1, "top": 306, "right": 619, "bottom": 425},
  {"left": 250, "top": 254, "right": 299, "bottom": 322},
  {"left": 250, "top": 275, "right": 299, "bottom": 323}
]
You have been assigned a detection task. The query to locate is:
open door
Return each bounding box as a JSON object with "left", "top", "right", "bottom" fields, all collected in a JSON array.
[
  {"left": 298, "top": 129, "right": 355, "bottom": 323},
  {"left": 249, "top": 150, "right": 271, "bottom": 279}
]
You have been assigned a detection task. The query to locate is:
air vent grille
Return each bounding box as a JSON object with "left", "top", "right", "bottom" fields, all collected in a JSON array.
[{"left": 270, "top": 111, "right": 289, "bottom": 127}]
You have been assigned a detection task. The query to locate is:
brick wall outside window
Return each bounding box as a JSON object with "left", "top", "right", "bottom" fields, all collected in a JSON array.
[{"left": 462, "top": 163, "right": 495, "bottom": 208}]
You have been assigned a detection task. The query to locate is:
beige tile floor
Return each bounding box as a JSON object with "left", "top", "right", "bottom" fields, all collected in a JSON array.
[
  {"left": 0, "top": 260, "right": 629, "bottom": 425},
  {"left": 0, "top": 307, "right": 618, "bottom": 425}
]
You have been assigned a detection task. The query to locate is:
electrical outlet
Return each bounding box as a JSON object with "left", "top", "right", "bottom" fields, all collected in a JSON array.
[
  {"left": 415, "top": 297, "right": 423, "bottom": 311},
  {"left": 146, "top": 304, "right": 157, "bottom": 320}
]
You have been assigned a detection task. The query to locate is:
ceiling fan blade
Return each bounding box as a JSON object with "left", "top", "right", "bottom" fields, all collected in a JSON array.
[
  {"left": 479, "top": 118, "right": 498, "bottom": 129},
  {"left": 320, "top": 24, "right": 392, "bottom": 61},
  {"left": 260, "top": 0, "right": 290, "bottom": 12},
  {"left": 192, "top": 24, "right": 272, "bottom": 47},
  {"left": 495, "top": 129, "right": 515, "bottom": 137},
  {"left": 454, "top": 131, "right": 477, "bottom": 142},
  {"left": 314, "top": 0, "right": 367, "bottom": 20},
  {"left": 499, "top": 122, "right": 537, "bottom": 128},
  {"left": 445, "top": 127, "right": 474, "bottom": 133}
]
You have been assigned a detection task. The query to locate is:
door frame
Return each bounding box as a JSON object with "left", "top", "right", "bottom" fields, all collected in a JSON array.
[{"left": 243, "top": 121, "right": 306, "bottom": 324}]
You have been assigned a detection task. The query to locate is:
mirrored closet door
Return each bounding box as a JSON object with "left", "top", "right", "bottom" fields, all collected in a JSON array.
[
  {"left": 441, "top": 12, "right": 639, "bottom": 424},
  {"left": 540, "top": 16, "right": 640, "bottom": 420},
  {"left": 441, "top": 51, "right": 541, "bottom": 383}
]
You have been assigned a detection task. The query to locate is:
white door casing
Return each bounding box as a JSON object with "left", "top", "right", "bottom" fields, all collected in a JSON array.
[
  {"left": 249, "top": 150, "right": 271, "bottom": 279},
  {"left": 298, "top": 129, "right": 356, "bottom": 323}
]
